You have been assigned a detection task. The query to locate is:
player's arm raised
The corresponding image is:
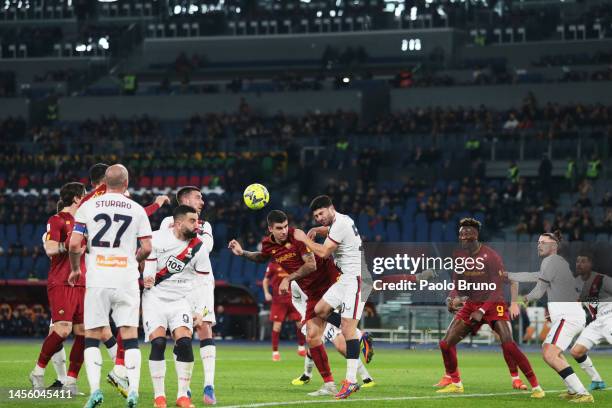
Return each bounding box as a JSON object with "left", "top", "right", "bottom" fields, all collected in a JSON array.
[
  {"left": 293, "top": 228, "right": 337, "bottom": 259},
  {"left": 307, "top": 226, "right": 329, "bottom": 240},
  {"left": 228, "top": 239, "right": 268, "bottom": 263}
]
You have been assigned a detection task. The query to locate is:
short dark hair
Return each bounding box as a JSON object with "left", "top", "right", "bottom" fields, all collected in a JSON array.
[
  {"left": 459, "top": 217, "right": 481, "bottom": 232},
  {"left": 541, "top": 229, "right": 562, "bottom": 243},
  {"left": 58, "top": 182, "right": 85, "bottom": 210},
  {"left": 309, "top": 195, "right": 333, "bottom": 212},
  {"left": 267, "top": 210, "right": 288, "bottom": 226},
  {"left": 576, "top": 249, "right": 593, "bottom": 261},
  {"left": 89, "top": 163, "right": 109, "bottom": 186},
  {"left": 173, "top": 205, "right": 197, "bottom": 220},
  {"left": 176, "top": 186, "right": 200, "bottom": 204}
]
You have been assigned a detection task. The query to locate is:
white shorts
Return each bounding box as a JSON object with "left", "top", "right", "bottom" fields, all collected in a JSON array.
[
  {"left": 575, "top": 317, "right": 612, "bottom": 351},
  {"left": 292, "top": 282, "right": 341, "bottom": 343},
  {"left": 322, "top": 275, "right": 364, "bottom": 320},
  {"left": 544, "top": 318, "right": 584, "bottom": 351},
  {"left": 142, "top": 292, "right": 193, "bottom": 341},
  {"left": 189, "top": 279, "right": 215, "bottom": 325},
  {"left": 84, "top": 285, "right": 140, "bottom": 330}
]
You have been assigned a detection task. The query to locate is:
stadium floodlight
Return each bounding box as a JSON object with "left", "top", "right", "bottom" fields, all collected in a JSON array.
[
  {"left": 342, "top": 77, "right": 350, "bottom": 83},
  {"left": 98, "top": 0, "right": 118, "bottom": 3},
  {"left": 75, "top": 44, "right": 86, "bottom": 52}
]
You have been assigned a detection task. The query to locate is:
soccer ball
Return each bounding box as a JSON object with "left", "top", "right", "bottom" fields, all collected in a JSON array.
[{"left": 243, "top": 183, "right": 269, "bottom": 210}]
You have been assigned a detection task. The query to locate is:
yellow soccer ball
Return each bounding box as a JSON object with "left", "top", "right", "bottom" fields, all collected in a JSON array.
[{"left": 243, "top": 183, "right": 270, "bottom": 210}]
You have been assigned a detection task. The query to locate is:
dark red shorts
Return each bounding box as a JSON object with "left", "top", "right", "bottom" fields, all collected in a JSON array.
[
  {"left": 269, "top": 301, "right": 301, "bottom": 322},
  {"left": 456, "top": 300, "right": 509, "bottom": 333},
  {"left": 48, "top": 285, "right": 85, "bottom": 324}
]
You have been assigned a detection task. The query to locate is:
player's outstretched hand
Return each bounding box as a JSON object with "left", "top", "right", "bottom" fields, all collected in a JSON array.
[
  {"left": 264, "top": 292, "right": 273, "bottom": 302},
  {"left": 469, "top": 309, "right": 484, "bottom": 325},
  {"left": 293, "top": 228, "right": 307, "bottom": 242},
  {"left": 67, "top": 270, "right": 81, "bottom": 287},
  {"left": 143, "top": 276, "right": 154, "bottom": 289},
  {"left": 447, "top": 296, "right": 465, "bottom": 313},
  {"left": 416, "top": 269, "right": 437, "bottom": 281},
  {"left": 279, "top": 277, "right": 290, "bottom": 295},
  {"left": 193, "top": 314, "right": 203, "bottom": 328},
  {"left": 228, "top": 239, "right": 244, "bottom": 256},
  {"left": 155, "top": 195, "right": 170, "bottom": 207},
  {"left": 509, "top": 302, "right": 520, "bottom": 320}
]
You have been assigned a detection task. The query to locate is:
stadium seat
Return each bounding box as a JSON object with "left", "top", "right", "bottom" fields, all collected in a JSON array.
[
  {"left": 430, "top": 221, "right": 443, "bottom": 242},
  {"left": 386, "top": 222, "right": 400, "bottom": 241},
  {"left": 34, "top": 256, "right": 49, "bottom": 279},
  {"left": 6, "top": 224, "right": 18, "bottom": 245},
  {"left": 443, "top": 223, "right": 457, "bottom": 242},
  {"left": 20, "top": 224, "right": 35, "bottom": 246},
  {"left": 415, "top": 213, "right": 429, "bottom": 241},
  {"left": 7, "top": 254, "right": 22, "bottom": 278},
  {"left": 401, "top": 220, "right": 414, "bottom": 241}
]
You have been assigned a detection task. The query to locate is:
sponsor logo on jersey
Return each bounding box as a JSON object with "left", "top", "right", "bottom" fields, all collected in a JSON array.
[
  {"left": 96, "top": 255, "right": 128, "bottom": 268},
  {"left": 166, "top": 255, "right": 186, "bottom": 274}
]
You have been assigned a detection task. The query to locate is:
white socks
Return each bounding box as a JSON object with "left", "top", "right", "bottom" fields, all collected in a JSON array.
[
  {"left": 51, "top": 348, "right": 67, "bottom": 382},
  {"left": 84, "top": 347, "right": 103, "bottom": 394},
  {"left": 106, "top": 343, "right": 117, "bottom": 361},
  {"left": 200, "top": 346, "right": 216, "bottom": 387},
  {"left": 304, "top": 354, "right": 314, "bottom": 377},
  {"left": 564, "top": 373, "right": 587, "bottom": 395},
  {"left": 175, "top": 360, "right": 194, "bottom": 399},
  {"left": 578, "top": 356, "right": 602, "bottom": 382},
  {"left": 149, "top": 359, "right": 166, "bottom": 398},
  {"left": 357, "top": 359, "right": 371, "bottom": 380},
  {"left": 346, "top": 359, "right": 359, "bottom": 383},
  {"left": 125, "top": 348, "right": 141, "bottom": 394}
]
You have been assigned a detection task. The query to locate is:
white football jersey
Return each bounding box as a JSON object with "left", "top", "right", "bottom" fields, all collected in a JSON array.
[
  {"left": 74, "top": 192, "right": 152, "bottom": 288},
  {"left": 144, "top": 228, "right": 208, "bottom": 301},
  {"left": 327, "top": 212, "right": 362, "bottom": 277},
  {"left": 160, "top": 215, "right": 214, "bottom": 282}
]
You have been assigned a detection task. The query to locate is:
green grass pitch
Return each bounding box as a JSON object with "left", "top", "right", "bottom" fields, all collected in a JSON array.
[{"left": 1, "top": 341, "right": 611, "bottom": 407}]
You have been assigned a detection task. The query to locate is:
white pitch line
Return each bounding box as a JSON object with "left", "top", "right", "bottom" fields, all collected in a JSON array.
[{"left": 218, "top": 388, "right": 611, "bottom": 408}]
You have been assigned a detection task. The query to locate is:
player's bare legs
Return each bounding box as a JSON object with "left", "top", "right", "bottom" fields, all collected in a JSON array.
[
  {"left": 31, "top": 321, "right": 84, "bottom": 393},
  {"left": 331, "top": 333, "right": 375, "bottom": 387},
  {"left": 570, "top": 343, "right": 605, "bottom": 391},
  {"left": 492, "top": 321, "right": 543, "bottom": 397},
  {"left": 101, "top": 325, "right": 129, "bottom": 397},
  {"left": 271, "top": 321, "right": 282, "bottom": 361},
  {"left": 542, "top": 343, "right": 590, "bottom": 400},
  {"left": 436, "top": 318, "right": 471, "bottom": 392},
  {"left": 195, "top": 321, "right": 216, "bottom": 405},
  {"left": 149, "top": 326, "right": 195, "bottom": 408},
  {"left": 303, "top": 317, "right": 338, "bottom": 396}
]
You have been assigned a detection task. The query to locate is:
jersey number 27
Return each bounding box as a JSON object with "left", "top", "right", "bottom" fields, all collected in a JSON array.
[{"left": 92, "top": 213, "right": 133, "bottom": 248}]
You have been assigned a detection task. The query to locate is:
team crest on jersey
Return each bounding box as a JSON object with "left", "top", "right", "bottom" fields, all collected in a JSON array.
[
  {"left": 272, "top": 249, "right": 276, "bottom": 254},
  {"left": 202, "top": 306, "right": 209, "bottom": 317},
  {"left": 285, "top": 243, "right": 292, "bottom": 249},
  {"left": 58, "top": 309, "right": 64, "bottom": 315}
]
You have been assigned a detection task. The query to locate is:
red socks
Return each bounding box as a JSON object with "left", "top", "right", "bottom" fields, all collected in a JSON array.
[
  {"left": 37, "top": 331, "right": 65, "bottom": 368},
  {"left": 68, "top": 335, "right": 85, "bottom": 378},
  {"left": 116, "top": 333, "right": 125, "bottom": 366},
  {"left": 439, "top": 340, "right": 460, "bottom": 383},
  {"left": 502, "top": 342, "right": 519, "bottom": 377},
  {"left": 501, "top": 342, "right": 539, "bottom": 387},
  {"left": 271, "top": 330, "right": 280, "bottom": 352},
  {"left": 309, "top": 344, "right": 334, "bottom": 383},
  {"left": 296, "top": 327, "right": 305, "bottom": 347}
]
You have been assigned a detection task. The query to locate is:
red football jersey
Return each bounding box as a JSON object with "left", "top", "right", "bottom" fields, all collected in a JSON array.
[
  {"left": 451, "top": 244, "right": 505, "bottom": 303},
  {"left": 45, "top": 212, "right": 86, "bottom": 288},
  {"left": 265, "top": 263, "right": 291, "bottom": 303},
  {"left": 260, "top": 227, "right": 339, "bottom": 298},
  {"left": 79, "top": 184, "right": 106, "bottom": 207}
]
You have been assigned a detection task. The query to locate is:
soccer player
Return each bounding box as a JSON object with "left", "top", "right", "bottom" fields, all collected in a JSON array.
[
  {"left": 69, "top": 164, "right": 153, "bottom": 408},
  {"left": 263, "top": 262, "right": 306, "bottom": 361},
  {"left": 507, "top": 231, "right": 592, "bottom": 403},
  {"left": 143, "top": 205, "right": 204, "bottom": 408},
  {"left": 228, "top": 210, "right": 342, "bottom": 397},
  {"left": 290, "top": 195, "right": 367, "bottom": 399},
  {"left": 159, "top": 186, "right": 216, "bottom": 405},
  {"left": 30, "top": 182, "right": 87, "bottom": 395},
  {"left": 83, "top": 163, "right": 169, "bottom": 398},
  {"left": 436, "top": 218, "right": 543, "bottom": 398},
  {"left": 289, "top": 281, "right": 376, "bottom": 389},
  {"left": 569, "top": 251, "right": 612, "bottom": 391}
]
